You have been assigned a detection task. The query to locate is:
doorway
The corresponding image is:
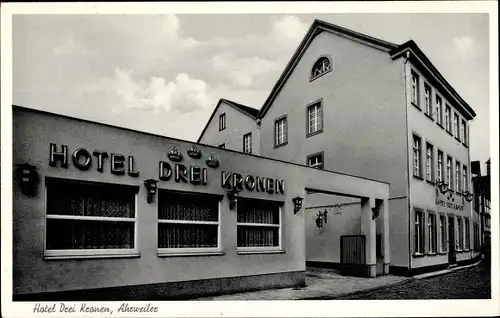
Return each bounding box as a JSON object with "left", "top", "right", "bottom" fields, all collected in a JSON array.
[{"left": 448, "top": 216, "right": 456, "bottom": 264}]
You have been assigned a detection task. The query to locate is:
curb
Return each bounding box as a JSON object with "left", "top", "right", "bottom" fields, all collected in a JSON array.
[
  {"left": 300, "top": 278, "right": 415, "bottom": 300},
  {"left": 413, "top": 259, "right": 483, "bottom": 280}
]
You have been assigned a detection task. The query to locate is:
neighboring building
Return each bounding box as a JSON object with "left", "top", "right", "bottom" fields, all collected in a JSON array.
[
  {"left": 472, "top": 159, "right": 491, "bottom": 256},
  {"left": 12, "top": 105, "right": 390, "bottom": 300},
  {"left": 199, "top": 19, "right": 480, "bottom": 275}
]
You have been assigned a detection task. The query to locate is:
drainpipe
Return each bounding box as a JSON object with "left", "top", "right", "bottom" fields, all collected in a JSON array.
[{"left": 403, "top": 50, "right": 412, "bottom": 274}]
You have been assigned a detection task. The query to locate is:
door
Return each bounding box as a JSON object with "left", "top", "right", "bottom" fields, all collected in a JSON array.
[{"left": 448, "top": 216, "right": 456, "bottom": 264}]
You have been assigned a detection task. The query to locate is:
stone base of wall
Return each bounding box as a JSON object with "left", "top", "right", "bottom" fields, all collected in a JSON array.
[
  {"left": 13, "top": 271, "right": 305, "bottom": 301},
  {"left": 390, "top": 254, "right": 482, "bottom": 277}
]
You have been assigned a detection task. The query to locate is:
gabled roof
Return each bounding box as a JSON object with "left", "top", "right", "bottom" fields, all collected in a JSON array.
[
  {"left": 391, "top": 40, "right": 476, "bottom": 119},
  {"left": 196, "top": 98, "right": 260, "bottom": 143},
  {"left": 257, "top": 19, "right": 476, "bottom": 120}
]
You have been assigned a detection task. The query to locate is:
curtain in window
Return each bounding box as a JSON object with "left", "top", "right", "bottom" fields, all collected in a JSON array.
[{"left": 237, "top": 198, "right": 280, "bottom": 247}]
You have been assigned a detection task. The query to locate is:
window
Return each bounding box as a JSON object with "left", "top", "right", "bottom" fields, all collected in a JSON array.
[
  {"left": 274, "top": 116, "right": 288, "bottom": 147},
  {"left": 424, "top": 84, "right": 432, "bottom": 116},
  {"left": 426, "top": 143, "right": 434, "bottom": 182},
  {"left": 455, "top": 161, "right": 461, "bottom": 192},
  {"left": 457, "top": 218, "right": 464, "bottom": 250},
  {"left": 411, "top": 72, "right": 420, "bottom": 106},
  {"left": 307, "top": 101, "right": 323, "bottom": 136},
  {"left": 437, "top": 150, "right": 444, "bottom": 182},
  {"left": 307, "top": 152, "right": 324, "bottom": 169},
  {"left": 45, "top": 178, "right": 138, "bottom": 258},
  {"left": 461, "top": 119, "right": 467, "bottom": 145},
  {"left": 463, "top": 165, "right": 468, "bottom": 192},
  {"left": 436, "top": 95, "right": 442, "bottom": 125},
  {"left": 453, "top": 113, "right": 460, "bottom": 140},
  {"left": 158, "top": 191, "right": 221, "bottom": 255},
  {"left": 237, "top": 198, "right": 282, "bottom": 252},
  {"left": 447, "top": 156, "right": 453, "bottom": 188},
  {"left": 465, "top": 218, "right": 470, "bottom": 250},
  {"left": 414, "top": 210, "right": 424, "bottom": 254},
  {"left": 311, "top": 56, "right": 332, "bottom": 80},
  {"left": 219, "top": 113, "right": 226, "bottom": 131},
  {"left": 413, "top": 135, "right": 422, "bottom": 178},
  {"left": 428, "top": 213, "right": 437, "bottom": 253},
  {"left": 243, "top": 133, "right": 252, "bottom": 154},
  {"left": 439, "top": 215, "right": 447, "bottom": 252},
  {"left": 473, "top": 223, "right": 479, "bottom": 251},
  {"left": 218, "top": 143, "right": 225, "bottom": 149},
  {"left": 445, "top": 105, "right": 451, "bottom": 132}
]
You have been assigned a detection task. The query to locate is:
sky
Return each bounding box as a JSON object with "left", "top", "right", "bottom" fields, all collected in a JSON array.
[{"left": 12, "top": 13, "right": 491, "bottom": 169}]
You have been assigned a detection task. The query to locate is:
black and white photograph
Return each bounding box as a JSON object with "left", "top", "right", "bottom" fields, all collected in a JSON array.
[{"left": 1, "top": 2, "right": 498, "bottom": 317}]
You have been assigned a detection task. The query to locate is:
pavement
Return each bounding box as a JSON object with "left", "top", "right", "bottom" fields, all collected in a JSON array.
[{"left": 195, "top": 260, "right": 483, "bottom": 300}]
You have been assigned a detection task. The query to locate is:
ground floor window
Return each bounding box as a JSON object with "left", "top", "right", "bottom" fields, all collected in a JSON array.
[
  {"left": 158, "top": 190, "right": 221, "bottom": 255},
  {"left": 45, "top": 178, "right": 138, "bottom": 258},
  {"left": 237, "top": 198, "right": 282, "bottom": 252},
  {"left": 457, "top": 218, "right": 464, "bottom": 250},
  {"left": 428, "top": 213, "right": 437, "bottom": 253},
  {"left": 465, "top": 218, "right": 470, "bottom": 250},
  {"left": 439, "top": 215, "right": 447, "bottom": 252},
  {"left": 414, "top": 209, "right": 424, "bottom": 254},
  {"left": 473, "top": 223, "right": 480, "bottom": 251}
]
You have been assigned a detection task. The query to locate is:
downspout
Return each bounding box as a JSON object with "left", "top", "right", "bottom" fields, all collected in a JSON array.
[{"left": 403, "top": 50, "right": 412, "bottom": 273}]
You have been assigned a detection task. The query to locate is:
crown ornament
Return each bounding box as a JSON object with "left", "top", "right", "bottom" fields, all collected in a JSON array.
[
  {"left": 187, "top": 144, "right": 202, "bottom": 159},
  {"left": 167, "top": 147, "right": 183, "bottom": 162},
  {"left": 205, "top": 153, "right": 219, "bottom": 168}
]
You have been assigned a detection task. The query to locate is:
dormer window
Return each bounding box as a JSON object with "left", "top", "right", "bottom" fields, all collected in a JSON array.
[{"left": 311, "top": 56, "right": 332, "bottom": 81}]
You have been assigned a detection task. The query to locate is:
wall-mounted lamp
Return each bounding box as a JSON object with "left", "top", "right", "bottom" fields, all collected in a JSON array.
[
  {"left": 436, "top": 181, "right": 449, "bottom": 194},
  {"left": 144, "top": 178, "right": 158, "bottom": 204},
  {"left": 292, "top": 196, "right": 303, "bottom": 214},
  {"left": 226, "top": 187, "right": 240, "bottom": 210},
  {"left": 315, "top": 210, "right": 328, "bottom": 228},
  {"left": 17, "top": 163, "right": 38, "bottom": 197},
  {"left": 462, "top": 191, "right": 474, "bottom": 202}
]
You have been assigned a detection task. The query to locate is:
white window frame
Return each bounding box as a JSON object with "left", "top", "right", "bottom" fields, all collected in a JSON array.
[
  {"left": 411, "top": 72, "right": 419, "bottom": 105},
  {"left": 428, "top": 212, "right": 437, "bottom": 254},
  {"left": 237, "top": 199, "right": 283, "bottom": 254},
  {"left": 157, "top": 194, "right": 222, "bottom": 257},
  {"left": 446, "top": 156, "right": 453, "bottom": 187},
  {"left": 437, "top": 150, "right": 444, "bottom": 182},
  {"left": 44, "top": 180, "right": 139, "bottom": 260},
  {"left": 453, "top": 113, "right": 460, "bottom": 139},
  {"left": 461, "top": 119, "right": 467, "bottom": 144},
  {"left": 424, "top": 84, "right": 431, "bottom": 115},
  {"left": 274, "top": 116, "right": 288, "bottom": 147},
  {"left": 414, "top": 209, "right": 424, "bottom": 255},
  {"left": 436, "top": 96, "right": 442, "bottom": 125},
  {"left": 463, "top": 165, "right": 468, "bottom": 192},
  {"left": 455, "top": 161, "right": 461, "bottom": 192},
  {"left": 307, "top": 152, "right": 324, "bottom": 169},
  {"left": 243, "top": 132, "right": 252, "bottom": 154},
  {"left": 426, "top": 143, "right": 433, "bottom": 182},
  {"left": 311, "top": 56, "right": 332, "bottom": 81},
  {"left": 445, "top": 106, "right": 451, "bottom": 132},
  {"left": 457, "top": 217, "right": 464, "bottom": 251},
  {"left": 219, "top": 113, "right": 226, "bottom": 131},
  {"left": 413, "top": 135, "right": 421, "bottom": 177},
  {"left": 307, "top": 102, "right": 323, "bottom": 136}
]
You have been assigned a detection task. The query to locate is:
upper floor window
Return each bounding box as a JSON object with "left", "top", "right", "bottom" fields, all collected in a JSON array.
[
  {"left": 437, "top": 150, "right": 444, "bottom": 182},
  {"left": 307, "top": 152, "right": 324, "bottom": 169},
  {"left": 446, "top": 156, "right": 453, "bottom": 187},
  {"left": 463, "top": 165, "right": 468, "bottom": 192},
  {"left": 426, "top": 143, "right": 434, "bottom": 182},
  {"left": 243, "top": 132, "right": 252, "bottom": 154},
  {"left": 311, "top": 56, "right": 332, "bottom": 81},
  {"left": 424, "top": 84, "right": 432, "bottom": 117},
  {"left": 219, "top": 113, "right": 226, "bottom": 131},
  {"left": 413, "top": 134, "right": 422, "bottom": 178},
  {"left": 445, "top": 105, "right": 451, "bottom": 132},
  {"left": 453, "top": 113, "right": 460, "bottom": 140},
  {"left": 411, "top": 72, "right": 420, "bottom": 106},
  {"left": 274, "top": 115, "right": 288, "bottom": 147},
  {"left": 45, "top": 178, "right": 138, "bottom": 259},
  {"left": 461, "top": 119, "right": 467, "bottom": 145},
  {"left": 455, "top": 161, "right": 461, "bottom": 192},
  {"left": 435, "top": 95, "right": 442, "bottom": 125},
  {"left": 307, "top": 101, "right": 323, "bottom": 136}
]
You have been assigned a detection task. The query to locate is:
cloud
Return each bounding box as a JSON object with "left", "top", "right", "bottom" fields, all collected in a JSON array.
[
  {"left": 452, "top": 36, "right": 478, "bottom": 60},
  {"left": 85, "top": 69, "right": 214, "bottom": 113}
]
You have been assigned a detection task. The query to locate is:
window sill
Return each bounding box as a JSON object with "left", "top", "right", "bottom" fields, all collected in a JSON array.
[
  {"left": 412, "top": 253, "right": 425, "bottom": 258},
  {"left": 426, "top": 180, "right": 436, "bottom": 186},
  {"left": 411, "top": 102, "right": 421, "bottom": 110},
  {"left": 425, "top": 252, "right": 438, "bottom": 256},
  {"left": 462, "top": 142, "right": 469, "bottom": 148},
  {"left": 446, "top": 130, "right": 453, "bottom": 137},
  {"left": 413, "top": 175, "right": 424, "bottom": 181},
  {"left": 455, "top": 137, "right": 462, "bottom": 143},
  {"left": 438, "top": 251, "right": 448, "bottom": 255},
  {"left": 437, "top": 123, "right": 445, "bottom": 129},
  {"left": 310, "top": 69, "right": 332, "bottom": 82},
  {"left": 237, "top": 248, "right": 285, "bottom": 255},
  {"left": 157, "top": 251, "right": 225, "bottom": 258},
  {"left": 306, "top": 130, "right": 323, "bottom": 138},
  {"left": 424, "top": 113, "right": 434, "bottom": 121},
  {"left": 44, "top": 250, "right": 140, "bottom": 260},
  {"left": 274, "top": 142, "right": 288, "bottom": 149}
]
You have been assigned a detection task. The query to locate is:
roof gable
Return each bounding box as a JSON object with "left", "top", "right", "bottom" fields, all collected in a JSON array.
[
  {"left": 257, "top": 19, "right": 398, "bottom": 119},
  {"left": 197, "top": 98, "right": 259, "bottom": 143}
]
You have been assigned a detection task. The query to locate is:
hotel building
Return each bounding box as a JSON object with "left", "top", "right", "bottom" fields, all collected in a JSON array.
[{"left": 199, "top": 19, "right": 481, "bottom": 275}]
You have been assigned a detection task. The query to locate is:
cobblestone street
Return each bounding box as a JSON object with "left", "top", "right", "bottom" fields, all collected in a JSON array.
[{"left": 337, "top": 263, "right": 491, "bottom": 299}]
